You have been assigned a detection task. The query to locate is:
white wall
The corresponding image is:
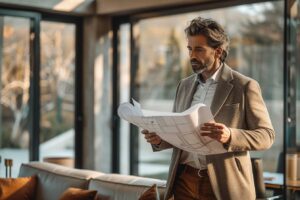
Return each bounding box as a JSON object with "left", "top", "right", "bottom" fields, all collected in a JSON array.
[{"left": 0, "top": 0, "right": 95, "bottom": 15}]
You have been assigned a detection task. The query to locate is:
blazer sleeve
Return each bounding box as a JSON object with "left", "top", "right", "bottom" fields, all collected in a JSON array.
[
  {"left": 152, "top": 80, "right": 183, "bottom": 152},
  {"left": 226, "top": 80, "right": 275, "bottom": 151}
]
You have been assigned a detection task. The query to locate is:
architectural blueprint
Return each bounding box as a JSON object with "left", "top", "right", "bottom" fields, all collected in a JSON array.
[{"left": 118, "top": 99, "right": 226, "bottom": 155}]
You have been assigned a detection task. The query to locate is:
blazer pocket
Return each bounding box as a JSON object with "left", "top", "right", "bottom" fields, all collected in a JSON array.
[{"left": 235, "top": 157, "right": 243, "bottom": 172}]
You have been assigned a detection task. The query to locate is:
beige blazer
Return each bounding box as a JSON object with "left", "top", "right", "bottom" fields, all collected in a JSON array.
[{"left": 154, "top": 64, "right": 275, "bottom": 200}]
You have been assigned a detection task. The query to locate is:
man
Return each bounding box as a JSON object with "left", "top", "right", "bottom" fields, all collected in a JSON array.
[{"left": 142, "top": 17, "right": 275, "bottom": 200}]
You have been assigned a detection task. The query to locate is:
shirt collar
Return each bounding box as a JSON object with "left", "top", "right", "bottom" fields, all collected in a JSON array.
[{"left": 198, "top": 63, "right": 223, "bottom": 84}]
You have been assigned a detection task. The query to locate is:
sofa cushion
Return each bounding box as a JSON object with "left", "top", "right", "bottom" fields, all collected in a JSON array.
[
  {"left": 18, "top": 162, "right": 104, "bottom": 200},
  {"left": 89, "top": 173, "right": 166, "bottom": 200},
  {"left": 0, "top": 176, "right": 37, "bottom": 200},
  {"left": 58, "top": 187, "right": 97, "bottom": 200}
]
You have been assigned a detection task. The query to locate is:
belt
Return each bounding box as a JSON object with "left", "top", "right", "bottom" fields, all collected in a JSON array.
[{"left": 180, "top": 164, "right": 208, "bottom": 177}]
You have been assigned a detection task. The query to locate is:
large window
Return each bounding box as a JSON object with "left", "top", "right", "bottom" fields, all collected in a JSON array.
[
  {"left": 124, "top": 1, "right": 284, "bottom": 179},
  {"left": 0, "top": 8, "right": 82, "bottom": 177},
  {"left": 0, "top": 14, "right": 35, "bottom": 177},
  {"left": 39, "top": 21, "right": 76, "bottom": 165}
]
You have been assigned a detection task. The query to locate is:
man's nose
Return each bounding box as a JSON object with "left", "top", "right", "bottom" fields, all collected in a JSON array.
[{"left": 189, "top": 50, "right": 196, "bottom": 59}]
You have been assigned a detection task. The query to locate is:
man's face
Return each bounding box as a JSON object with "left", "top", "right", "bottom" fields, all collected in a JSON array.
[{"left": 187, "top": 35, "right": 218, "bottom": 74}]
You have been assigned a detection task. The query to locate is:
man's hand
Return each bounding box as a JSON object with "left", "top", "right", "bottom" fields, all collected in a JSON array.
[
  {"left": 200, "top": 122, "right": 231, "bottom": 144},
  {"left": 141, "top": 130, "right": 162, "bottom": 145}
]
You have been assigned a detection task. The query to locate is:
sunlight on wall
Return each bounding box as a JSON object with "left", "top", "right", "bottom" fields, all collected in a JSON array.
[{"left": 54, "top": 0, "right": 86, "bottom": 11}]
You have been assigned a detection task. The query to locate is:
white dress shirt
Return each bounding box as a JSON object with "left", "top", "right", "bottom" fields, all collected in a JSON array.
[{"left": 179, "top": 66, "right": 222, "bottom": 170}]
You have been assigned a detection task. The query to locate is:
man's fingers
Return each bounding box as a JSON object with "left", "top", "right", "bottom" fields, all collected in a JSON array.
[
  {"left": 203, "top": 123, "right": 224, "bottom": 129},
  {"left": 201, "top": 122, "right": 231, "bottom": 143},
  {"left": 201, "top": 132, "right": 222, "bottom": 140},
  {"left": 147, "top": 136, "right": 159, "bottom": 142},
  {"left": 201, "top": 131, "right": 212, "bottom": 136},
  {"left": 201, "top": 126, "right": 222, "bottom": 131},
  {"left": 144, "top": 134, "right": 162, "bottom": 145},
  {"left": 142, "top": 130, "right": 158, "bottom": 140},
  {"left": 211, "top": 130, "right": 223, "bottom": 135},
  {"left": 201, "top": 129, "right": 223, "bottom": 136},
  {"left": 144, "top": 134, "right": 157, "bottom": 140},
  {"left": 141, "top": 130, "right": 162, "bottom": 145}
]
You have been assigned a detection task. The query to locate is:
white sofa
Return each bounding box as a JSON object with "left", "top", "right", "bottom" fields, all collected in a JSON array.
[{"left": 18, "top": 162, "right": 166, "bottom": 200}]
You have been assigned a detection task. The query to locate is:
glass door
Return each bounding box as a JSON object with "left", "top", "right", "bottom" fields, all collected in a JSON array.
[{"left": 0, "top": 9, "right": 40, "bottom": 177}]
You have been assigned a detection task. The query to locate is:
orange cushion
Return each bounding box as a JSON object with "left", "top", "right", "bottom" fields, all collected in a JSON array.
[
  {"left": 59, "top": 187, "right": 98, "bottom": 200},
  {"left": 0, "top": 176, "right": 37, "bottom": 200},
  {"left": 138, "top": 184, "right": 160, "bottom": 200}
]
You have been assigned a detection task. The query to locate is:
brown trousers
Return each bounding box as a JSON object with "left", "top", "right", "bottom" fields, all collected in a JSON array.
[{"left": 173, "top": 165, "right": 217, "bottom": 200}]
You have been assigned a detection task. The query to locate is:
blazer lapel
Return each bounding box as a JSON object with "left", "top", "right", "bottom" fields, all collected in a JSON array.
[
  {"left": 184, "top": 75, "right": 199, "bottom": 110},
  {"left": 211, "top": 64, "right": 234, "bottom": 117}
]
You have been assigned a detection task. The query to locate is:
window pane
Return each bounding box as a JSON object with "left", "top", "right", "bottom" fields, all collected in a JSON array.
[
  {"left": 39, "top": 21, "right": 75, "bottom": 165},
  {"left": 133, "top": 1, "right": 284, "bottom": 179},
  {"left": 0, "top": 16, "right": 30, "bottom": 177}
]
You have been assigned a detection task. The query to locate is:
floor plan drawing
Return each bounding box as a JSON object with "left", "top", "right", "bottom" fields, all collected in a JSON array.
[{"left": 118, "top": 99, "right": 226, "bottom": 155}]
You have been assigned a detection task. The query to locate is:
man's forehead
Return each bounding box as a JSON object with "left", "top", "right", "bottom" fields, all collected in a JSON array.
[{"left": 187, "top": 35, "right": 208, "bottom": 46}]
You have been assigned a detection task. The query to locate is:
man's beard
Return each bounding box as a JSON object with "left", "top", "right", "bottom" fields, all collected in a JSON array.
[{"left": 191, "top": 59, "right": 207, "bottom": 74}]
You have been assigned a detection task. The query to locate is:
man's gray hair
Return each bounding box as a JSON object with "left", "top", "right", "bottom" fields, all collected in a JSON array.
[{"left": 185, "top": 17, "right": 230, "bottom": 62}]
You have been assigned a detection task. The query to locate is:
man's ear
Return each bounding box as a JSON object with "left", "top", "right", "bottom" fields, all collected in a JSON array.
[{"left": 214, "top": 47, "right": 223, "bottom": 59}]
